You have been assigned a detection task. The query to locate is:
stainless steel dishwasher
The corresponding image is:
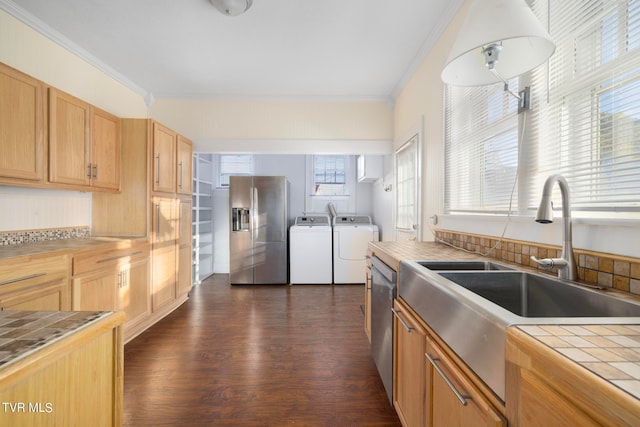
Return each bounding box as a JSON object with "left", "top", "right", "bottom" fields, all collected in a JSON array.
[{"left": 370, "top": 256, "right": 396, "bottom": 404}]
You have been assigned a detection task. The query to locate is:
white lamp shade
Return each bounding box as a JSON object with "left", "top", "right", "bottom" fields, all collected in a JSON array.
[
  {"left": 441, "top": 0, "right": 555, "bottom": 86},
  {"left": 209, "top": 0, "right": 253, "bottom": 16}
]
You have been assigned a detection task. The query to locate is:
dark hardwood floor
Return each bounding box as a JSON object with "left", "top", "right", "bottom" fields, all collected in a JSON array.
[{"left": 123, "top": 275, "right": 401, "bottom": 426}]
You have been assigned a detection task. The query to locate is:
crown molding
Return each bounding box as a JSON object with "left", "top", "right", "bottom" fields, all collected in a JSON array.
[
  {"left": 390, "top": 0, "right": 464, "bottom": 100},
  {"left": 0, "top": 0, "right": 149, "bottom": 99}
]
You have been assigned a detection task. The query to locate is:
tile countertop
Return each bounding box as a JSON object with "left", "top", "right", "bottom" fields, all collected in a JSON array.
[
  {"left": 368, "top": 241, "right": 485, "bottom": 272},
  {"left": 369, "top": 240, "right": 640, "bottom": 404},
  {"left": 517, "top": 324, "right": 640, "bottom": 400},
  {"left": 0, "top": 310, "right": 114, "bottom": 367},
  {"left": 0, "top": 236, "right": 147, "bottom": 260}
]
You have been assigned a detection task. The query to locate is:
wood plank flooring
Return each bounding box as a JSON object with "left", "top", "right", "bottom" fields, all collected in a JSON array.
[{"left": 123, "top": 275, "right": 401, "bottom": 426}]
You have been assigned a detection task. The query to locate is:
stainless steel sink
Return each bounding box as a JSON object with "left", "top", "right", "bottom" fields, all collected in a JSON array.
[
  {"left": 438, "top": 271, "right": 640, "bottom": 318},
  {"left": 399, "top": 260, "right": 640, "bottom": 401},
  {"left": 417, "top": 260, "right": 513, "bottom": 271}
]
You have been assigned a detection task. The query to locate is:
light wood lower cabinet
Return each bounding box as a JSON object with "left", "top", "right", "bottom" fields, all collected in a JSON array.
[
  {"left": 72, "top": 241, "right": 150, "bottom": 343},
  {"left": 393, "top": 299, "right": 427, "bottom": 427},
  {"left": 0, "top": 312, "right": 124, "bottom": 427},
  {"left": 119, "top": 257, "right": 151, "bottom": 331},
  {"left": 177, "top": 199, "right": 192, "bottom": 298},
  {"left": 151, "top": 197, "right": 177, "bottom": 311},
  {"left": 0, "top": 254, "right": 70, "bottom": 311},
  {"left": 392, "top": 298, "right": 505, "bottom": 427},
  {"left": 427, "top": 338, "right": 505, "bottom": 427},
  {"left": 506, "top": 327, "right": 640, "bottom": 426}
]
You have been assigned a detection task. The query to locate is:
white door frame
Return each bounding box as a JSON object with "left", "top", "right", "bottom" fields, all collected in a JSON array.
[{"left": 394, "top": 118, "right": 422, "bottom": 242}]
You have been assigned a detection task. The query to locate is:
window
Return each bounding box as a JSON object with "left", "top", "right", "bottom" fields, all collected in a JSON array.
[
  {"left": 396, "top": 135, "right": 420, "bottom": 231},
  {"left": 445, "top": 0, "right": 640, "bottom": 215},
  {"left": 218, "top": 154, "right": 254, "bottom": 188},
  {"left": 445, "top": 79, "right": 520, "bottom": 213},
  {"left": 313, "top": 155, "right": 347, "bottom": 196}
]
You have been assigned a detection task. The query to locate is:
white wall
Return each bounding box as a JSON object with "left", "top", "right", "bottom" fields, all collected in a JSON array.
[
  {"left": 149, "top": 98, "right": 394, "bottom": 154},
  {"left": 0, "top": 187, "right": 91, "bottom": 232},
  {"left": 370, "top": 155, "right": 395, "bottom": 241}
]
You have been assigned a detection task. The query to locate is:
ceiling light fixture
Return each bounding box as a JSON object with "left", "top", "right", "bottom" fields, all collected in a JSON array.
[
  {"left": 209, "top": 0, "right": 253, "bottom": 17},
  {"left": 441, "top": 0, "right": 555, "bottom": 110}
]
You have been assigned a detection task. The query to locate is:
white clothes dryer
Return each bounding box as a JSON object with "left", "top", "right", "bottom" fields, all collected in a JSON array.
[
  {"left": 289, "top": 215, "right": 333, "bottom": 284},
  {"left": 333, "top": 216, "right": 379, "bottom": 284}
]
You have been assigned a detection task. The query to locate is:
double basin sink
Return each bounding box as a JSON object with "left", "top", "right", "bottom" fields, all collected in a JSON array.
[{"left": 399, "top": 260, "right": 640, "bottom": 401}]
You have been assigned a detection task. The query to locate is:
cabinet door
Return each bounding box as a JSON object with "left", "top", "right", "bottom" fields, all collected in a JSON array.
[
  {"left": 90, "top": 107, "right": 120, "bottom": 190},
  {"left": 72, "top": 270, "right": 117, "bottom": 311},
  {"left": 427, "top": 339, "right": 505, "bottom": 427},
  {"left": 118, "top": 257, "right": 150, "bottom": 330},
  {"left": 49, "top": 88, "right": 91, "bottom": 186},
  {"left": 152, "top": 198, "right": 177, "bottom": 311},
  {"left": 0, "top": 280, "right": 69, "bottom": 311},
  {"left": 177, "top": 200, "right": 192, "bottom": 297},
  {"left": 393, "top": 300, "right": 427, "bottom": 427},
  {"left": 0, "top": 63, "right": 44, "bottom": 182},
  {"left": 152, "top": 122, "right": 176, "bottom": 193},
  {"left": 176, "top": 135, "right": 192, "bottom": 195}
]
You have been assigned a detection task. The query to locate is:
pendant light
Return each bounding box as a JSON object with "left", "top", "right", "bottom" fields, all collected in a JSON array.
[
  {"left": 441, "top": 0, "right": 555, "bottom": 87},
  {"left": 209, "top": 0, "right": 253, "bottom": 17}
]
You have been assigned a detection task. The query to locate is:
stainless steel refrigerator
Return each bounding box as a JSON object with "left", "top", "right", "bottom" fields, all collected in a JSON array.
[{"left": 229, "top": 176, "right": 288, "bottom": 284}]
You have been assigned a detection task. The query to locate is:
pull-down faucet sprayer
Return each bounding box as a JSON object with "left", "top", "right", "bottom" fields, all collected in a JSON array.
[{"left": 531, "top": 174, "right": 578, "bottom": 281}]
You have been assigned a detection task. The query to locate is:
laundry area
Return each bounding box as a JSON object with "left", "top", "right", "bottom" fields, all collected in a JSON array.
[{"left": 193, "top": 153, "right": 388, "bottom": 285}]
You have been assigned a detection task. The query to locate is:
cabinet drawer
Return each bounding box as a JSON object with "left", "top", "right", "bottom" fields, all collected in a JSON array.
[
  {"left": 0, "top": 254, "right": 68, "bottom": 291},
  {"left": 73, "top": 241, "right": 149, "bottom": 276}
]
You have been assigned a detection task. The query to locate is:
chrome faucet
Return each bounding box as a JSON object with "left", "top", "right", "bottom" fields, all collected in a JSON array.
[{"left": 531, "top": 174, "right": 578, "bottom": 281}]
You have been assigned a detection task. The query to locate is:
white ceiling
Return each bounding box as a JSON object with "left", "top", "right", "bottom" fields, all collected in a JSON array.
[{"left": 4, "top": 0, "right": 461, "bottom": 102}]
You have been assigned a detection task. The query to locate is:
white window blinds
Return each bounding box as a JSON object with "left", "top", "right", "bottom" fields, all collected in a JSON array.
[
  {"left": 531, "top": 0, "right": 640, "bottom": 211},
  {"left": 444, "top": 80, "right": 520, "bottom": 213},
  {"left": 218, "top": 154, "right": 254, "bottom": 187},
  {"left": 444, "top": 0, "right": 640, "bottom": 214}
]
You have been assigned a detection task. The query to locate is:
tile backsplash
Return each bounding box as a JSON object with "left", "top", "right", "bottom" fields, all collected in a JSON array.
[
  {"left": 434, "top": 230, "right": 640, "bottom": 296},
  {"left": 0, "top": 226, "right": 90, "bottom": 246}
]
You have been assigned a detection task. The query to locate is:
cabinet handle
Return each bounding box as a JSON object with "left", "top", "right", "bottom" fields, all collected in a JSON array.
[
  {"left": 425, "top": 352, "right": 471, "bottom": 406},
  {"left": 93, "top": 164, "right": 98, "bottom": 179},
  {"left": 155, "top": 155, "right": 160, "bottom": 184},
  {"left": 0, "top": 273, "right": 46, "bottom": 287},
  {"left": 178, "top": 161, "right": 183, "bottom": 188},
  {"left": 97, "top": 251, "right": 143, "bottom": 264},
  {"left": 87, "top": 163, "right": 93, "bottom": 179},
  {"left": 156, "top": 203, "right": 161, "bottom": 235},
  {"left": 391, "top": 307, "right": 414, "bottom": 332}
]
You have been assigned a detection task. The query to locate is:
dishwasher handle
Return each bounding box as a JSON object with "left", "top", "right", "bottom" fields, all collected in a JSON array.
[{"left": 371, "top": 256, "right": 396, "bottom": 283}]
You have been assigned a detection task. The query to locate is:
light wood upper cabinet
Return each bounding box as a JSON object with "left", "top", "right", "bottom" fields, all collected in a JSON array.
[
  {"left": 49, "top": 88, "right": 91, "bottom": 186},
  {"left": 49, "top": 87, "right": 120, "bottom": 191},
  {"left": 90, "top": 107, "right": 121, "bottom": 190},
  {"left": 177, "top": 135, "right": 193, "bottom": 195},
  {"left": 153, "top": 122, "right": 177, "bottom": 194},
  {"left": 0, "top": 63, "right": 45, "bottom": 184}
]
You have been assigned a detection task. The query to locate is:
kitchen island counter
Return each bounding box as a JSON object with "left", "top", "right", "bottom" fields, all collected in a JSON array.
[{"left": 0, "top": 310, "right": 124, "bottom": 426}]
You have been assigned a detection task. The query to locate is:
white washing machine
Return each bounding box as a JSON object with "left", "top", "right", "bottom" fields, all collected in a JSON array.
[
  {"left": 333, "top": 215, "right": 379, "bottom": 284},
  {"left": 289, "top": 215, "right": 333, "bottom": 284}
]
